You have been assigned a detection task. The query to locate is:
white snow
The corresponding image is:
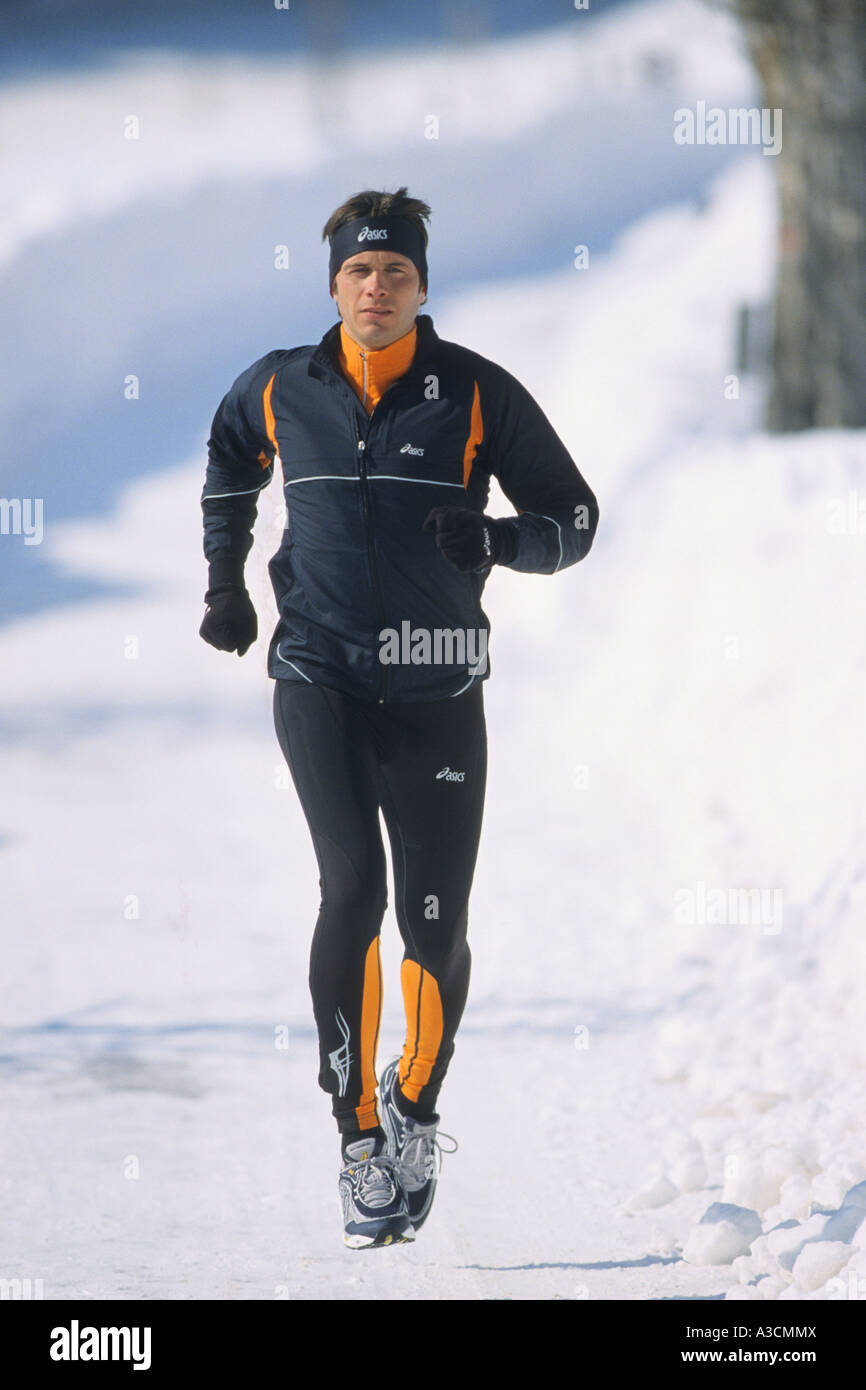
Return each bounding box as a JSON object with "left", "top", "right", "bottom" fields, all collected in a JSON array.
[
  {"left": 625, "top": 1169, "right": 679, "bottom": 1212},
  {"left": 791, "top": 1242, "right": 853, "bottom": 1294},
  {"left": 682, "top": 1203, "right": 762, "bottom": 1266},
  {"left": 3, "top": 0, "right": 866, "bottom": 1300}
]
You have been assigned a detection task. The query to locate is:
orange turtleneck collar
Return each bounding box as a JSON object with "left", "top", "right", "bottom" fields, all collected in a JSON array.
[{"left": 336, "top": 321, "right": 417, "bottom": 414}]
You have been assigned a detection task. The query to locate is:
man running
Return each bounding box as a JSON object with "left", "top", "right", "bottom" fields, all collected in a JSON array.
[{"left": 199, "top": 187, "right": 599, "bottom": 1249}]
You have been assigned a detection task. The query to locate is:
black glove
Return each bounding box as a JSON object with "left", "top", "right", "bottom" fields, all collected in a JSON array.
[
  {"left": 199, "top": 557, "right": 257, "bottom": 656},
  {"left": 422, "top": 506, "right": 516, "bottom": 573}
]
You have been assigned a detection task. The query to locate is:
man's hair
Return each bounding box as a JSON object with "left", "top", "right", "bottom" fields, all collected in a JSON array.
[
  {"left": 322, "top": 186, "right": 431, "bottom": 246},
  {"left": 323, "top": 186, "right": 430, "bottom": 294}
]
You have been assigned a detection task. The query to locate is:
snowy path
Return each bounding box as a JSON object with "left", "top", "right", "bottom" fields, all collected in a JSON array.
[{"left": 2, "top": 999, "right": 727, "bottom": 1299}]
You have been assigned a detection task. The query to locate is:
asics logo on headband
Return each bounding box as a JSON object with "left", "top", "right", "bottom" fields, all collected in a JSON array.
[{"left": 357, "top": 226, "right": 389, "bottom": 241}]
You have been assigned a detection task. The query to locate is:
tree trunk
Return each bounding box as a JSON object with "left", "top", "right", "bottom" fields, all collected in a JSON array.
[{"left": 729, "top": 0, "right": 866, "bottom": 430}]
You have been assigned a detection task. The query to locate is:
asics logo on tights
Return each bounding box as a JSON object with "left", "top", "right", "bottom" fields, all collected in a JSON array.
[{"left": 436, "top": 766, "right": 465, "bottom": 782}]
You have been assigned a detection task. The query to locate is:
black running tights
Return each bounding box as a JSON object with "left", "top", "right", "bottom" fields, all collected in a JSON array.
[{"left": 272, "top": 677, "right": 487, "bottom": 1137}]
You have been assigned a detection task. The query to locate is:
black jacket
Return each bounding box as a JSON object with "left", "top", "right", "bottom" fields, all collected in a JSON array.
[{"left": 201, "top": 313, "right": 599, "bottom": 702}]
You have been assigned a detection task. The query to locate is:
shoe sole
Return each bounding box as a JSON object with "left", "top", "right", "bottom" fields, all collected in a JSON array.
[{"left": 344, "top": 1226, "right": 416, "bottom": 1250}]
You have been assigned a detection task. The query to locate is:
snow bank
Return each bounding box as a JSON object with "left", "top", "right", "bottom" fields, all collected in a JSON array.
[{"left": 624, "top": 431, "right": 866, "bottom": 1298}]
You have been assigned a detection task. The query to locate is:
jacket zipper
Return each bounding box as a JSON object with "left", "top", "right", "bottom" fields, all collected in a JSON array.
[
  {"left": 356, "top": 347, "right": 389, "bottom": 702},
  {"left": 322, "top": 332, "right": 422, "bottom": 704}
]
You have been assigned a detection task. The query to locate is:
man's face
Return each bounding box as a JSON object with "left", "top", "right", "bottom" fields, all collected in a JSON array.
[{"left": 331, "top": 249, "right": 426, "bottom": 349}]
